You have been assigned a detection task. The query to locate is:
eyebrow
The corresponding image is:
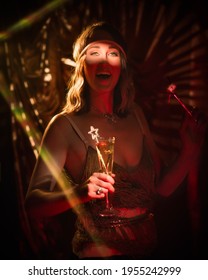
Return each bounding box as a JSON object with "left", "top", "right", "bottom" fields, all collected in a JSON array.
[{"left": 88, "top": 45, "right": 119, "bottom": 50}]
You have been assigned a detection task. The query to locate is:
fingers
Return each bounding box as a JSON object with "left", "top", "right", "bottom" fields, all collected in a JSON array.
[
  {"left": 87, "top": 172, "right": 115, "bottom": 199},
  {"left": 191, "top": 107, "right": 207, "bottom": 125},
  {"left": 94, "top": 172, "right": 115, "bottom": 184},
  {"left": 181, "top": 109, "right": 207, "bottom": 137}
]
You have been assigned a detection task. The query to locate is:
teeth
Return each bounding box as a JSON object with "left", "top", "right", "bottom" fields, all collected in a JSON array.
[{"left": 97, "top": 72, "right": 110, "bottom": 75}]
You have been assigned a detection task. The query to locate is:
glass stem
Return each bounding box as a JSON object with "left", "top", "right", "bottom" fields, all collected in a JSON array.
[{"left": 105, "top": 192, "right": 110, "bottom": 209}]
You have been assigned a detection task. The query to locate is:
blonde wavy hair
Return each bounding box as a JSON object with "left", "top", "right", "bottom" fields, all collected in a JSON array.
[{"left": 62, "top": 22, "right": 135, "bottom": 116}]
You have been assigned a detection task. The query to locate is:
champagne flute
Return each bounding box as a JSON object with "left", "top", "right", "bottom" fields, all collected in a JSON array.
[{"left": 96, "top": 136, "right": 118, "bottom": 217}]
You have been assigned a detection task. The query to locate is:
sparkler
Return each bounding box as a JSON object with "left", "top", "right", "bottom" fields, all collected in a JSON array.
[{"left": 167, "top": 84, "right": 193, "bottom": 117}]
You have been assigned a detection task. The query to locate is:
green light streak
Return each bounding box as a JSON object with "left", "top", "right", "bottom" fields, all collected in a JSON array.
[{"left": 0, "top": 0, "right": 69, "bottom": 41}]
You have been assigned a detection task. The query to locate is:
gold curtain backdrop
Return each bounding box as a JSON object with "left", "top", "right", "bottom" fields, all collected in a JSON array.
[{"left": 0, "top": 0, "right": 208, "bottom": 259}]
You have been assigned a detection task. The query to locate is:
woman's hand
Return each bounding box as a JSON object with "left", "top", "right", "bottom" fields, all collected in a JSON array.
[
  {"left": 85, "top": 172, "right": 115, "bottom": 199},
  {"left": 180, "top": 109, "right": 207, "bottom": 160}
]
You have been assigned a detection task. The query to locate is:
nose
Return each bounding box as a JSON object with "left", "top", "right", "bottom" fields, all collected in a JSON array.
[{"left": 98, "top": 54, "right": 110, "bottom": 64}]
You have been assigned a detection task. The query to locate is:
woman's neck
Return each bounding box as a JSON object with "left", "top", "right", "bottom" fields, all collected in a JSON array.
[{"left": 90, "top": 91, "right": 114, "bottom": 114}]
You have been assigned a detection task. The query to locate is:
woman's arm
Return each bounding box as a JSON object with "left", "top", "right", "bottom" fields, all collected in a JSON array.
[
  {"left": 157, "top": 113, "right": 206, "bottom": 196},
  {"left": 134, "top": 103, "right": 206, "bottom": 197},
  {"left": 24, "top": 114, "right": 86, "bottom": 218}
]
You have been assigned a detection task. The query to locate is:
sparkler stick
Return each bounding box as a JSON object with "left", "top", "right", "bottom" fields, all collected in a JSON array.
[
  {"left": 167, "top": 84, "right": 193, "bottom": 117},
  {"left": 88, "top": 125, "right": 108, "bottom": 173},
  {"left": 95, "top": 146, "right": 108, "bottom": 174}
]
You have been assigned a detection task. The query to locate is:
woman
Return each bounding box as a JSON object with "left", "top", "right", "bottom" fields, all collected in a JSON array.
[{"left": 25, "top": 22, "right": 205, "bottom": 259}]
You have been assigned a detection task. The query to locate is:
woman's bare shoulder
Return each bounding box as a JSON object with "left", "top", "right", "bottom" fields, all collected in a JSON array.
[
  {"left": 46, "top": 112, "right": 74, "bottom": 128},
  {"left": 42, "top": 112, "right": 76, "bottom": 139}
]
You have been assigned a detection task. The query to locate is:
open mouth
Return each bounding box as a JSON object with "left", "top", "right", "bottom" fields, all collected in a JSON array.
[{"left": 96, "top": 73, "right": 111, "bottom": 79}]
